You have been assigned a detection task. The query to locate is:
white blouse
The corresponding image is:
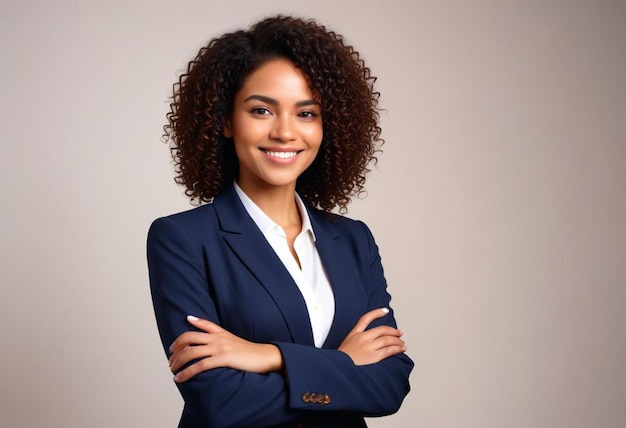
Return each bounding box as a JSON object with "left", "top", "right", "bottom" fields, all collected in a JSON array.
[{"left": 234, "top": 182, "right": 335, "bottom": 347}]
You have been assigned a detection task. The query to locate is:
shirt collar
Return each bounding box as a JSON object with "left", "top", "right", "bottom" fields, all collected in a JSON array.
[
  {"left": 233, "top": 181, "right": 316, "bottom": 241},
  {"left": 294, "top": 189, "right": 316, "bottom": 242}
]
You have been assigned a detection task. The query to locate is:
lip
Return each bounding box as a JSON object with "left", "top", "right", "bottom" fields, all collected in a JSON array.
[{"left": 260, "top": 148, "right": 303, "bottom": 165}]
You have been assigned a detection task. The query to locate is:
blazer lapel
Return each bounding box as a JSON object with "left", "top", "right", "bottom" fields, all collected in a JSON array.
[
  {"left": 212, "top": 186, "right": 315, "bottom": 346},
  {"left": 308, "top": 210, "right": 365, "bottom": 349}
]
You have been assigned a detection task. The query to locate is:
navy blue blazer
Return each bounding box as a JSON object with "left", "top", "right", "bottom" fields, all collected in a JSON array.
[{"left": 147, "top": 186, "right": 413, "bottom": 428}]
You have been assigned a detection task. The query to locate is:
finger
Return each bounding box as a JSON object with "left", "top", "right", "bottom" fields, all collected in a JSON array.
[
  {"left": 169, "top": 344, "right": 214, "bottom": 372},
  {"left": 186, "top": 315, "right": 225, "bottom": 334},
  {"left": 169, "top": 331, "right": 211, "bottom": 353},
  {"left": 377, "top": 344, "right": 408, "bottom": 360},
  {"left": 374, "top": 335, "right": 405, "bottom": 351},
  {"left": 174, "top": 356, "right": 223, "bottom": 383},
  {"left": 169, "top": 341, "right": 204, "bottom": 368},
  {"left": 366, "top": 325, "right": 403, "bottom": 339},
  {"left": 167, "top": 315, "right": 223, "bottom": 352},
  {"left": 351, "top": 308, "right": 390, "bottom": 333}
]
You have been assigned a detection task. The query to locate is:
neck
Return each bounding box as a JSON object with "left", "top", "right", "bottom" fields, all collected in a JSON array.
[{"left": 236, "top": 181, "right": 301, "bottom": 229}]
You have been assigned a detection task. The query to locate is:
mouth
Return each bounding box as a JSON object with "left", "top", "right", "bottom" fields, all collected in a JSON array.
[{"left": 261, "top": 149, "right": 301, "bottom": 159}]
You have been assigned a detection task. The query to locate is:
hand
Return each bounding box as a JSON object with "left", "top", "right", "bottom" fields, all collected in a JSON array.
[
  {"left": 338, "top": 308, "right": 407, "bottom": 365},
  {"left": 168, "top": 315, "right": 284, "bottom": 383}
]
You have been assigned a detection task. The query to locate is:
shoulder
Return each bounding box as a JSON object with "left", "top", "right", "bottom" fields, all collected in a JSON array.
[
  {"left": 308, "top": 208, "right": 377, "bottom": 244},
  {"left": 148, "top": 203, "right": 218, "bottom": 243},
  {"left": 151, "top": 203, "right": 216, "bottom": 226}
]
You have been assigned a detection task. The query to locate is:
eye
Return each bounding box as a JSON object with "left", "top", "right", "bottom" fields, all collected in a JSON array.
[
  {"left": 298, "top": 110, "right": 319, "bottom": 119},
  {"left": 250, "top": 107, "right": 271, "bottom": 116}
]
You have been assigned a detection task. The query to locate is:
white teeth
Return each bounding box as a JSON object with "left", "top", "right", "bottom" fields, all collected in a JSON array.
[{"left": 265, "top": 150, "right": 297, "bottom": 159}]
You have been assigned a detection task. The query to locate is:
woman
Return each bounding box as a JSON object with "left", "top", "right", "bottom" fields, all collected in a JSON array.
[{"left": 147, "top": 15, "right": 413, "bottom": 428}]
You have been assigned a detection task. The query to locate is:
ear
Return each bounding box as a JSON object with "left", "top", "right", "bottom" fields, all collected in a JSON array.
[{"left": 223, "top": 118, "right": 232, "bottom": 138}]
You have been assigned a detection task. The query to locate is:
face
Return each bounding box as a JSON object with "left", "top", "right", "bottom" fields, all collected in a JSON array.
[{"left": 224, "top": 59, "right": 323, "bottom": 194}]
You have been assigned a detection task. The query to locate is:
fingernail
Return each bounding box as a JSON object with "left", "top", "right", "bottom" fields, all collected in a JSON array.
[
  {"left": 173, "top": 373, "right": 181, "bottom": 382},
  {"left": 187, "top": 315, "right": 199, "bottom": 321},
  {"left": 381, "top": 307, "right": 389, "bottom": 314},
  {"left": 168, "top": 342, "right": 174, "bottom": 352}
]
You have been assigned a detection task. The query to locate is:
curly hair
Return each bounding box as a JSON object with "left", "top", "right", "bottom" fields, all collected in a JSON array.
[{"left": 163, "top": 15, "right": 382, "bottom": 213}]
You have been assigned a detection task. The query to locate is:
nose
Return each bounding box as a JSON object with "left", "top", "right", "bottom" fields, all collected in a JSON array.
[{"left": 270, "top": 114, "right": 296, "bottom": 142}]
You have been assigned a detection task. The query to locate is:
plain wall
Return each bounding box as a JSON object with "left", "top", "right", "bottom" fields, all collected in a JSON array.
[{"left": 1, "top": 0, "right": 625, "bottom": 427}]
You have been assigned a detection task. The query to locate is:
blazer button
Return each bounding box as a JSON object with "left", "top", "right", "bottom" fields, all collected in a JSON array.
[
  {"left": 309, "top": 393, "right": 317, "bottom": 403},
  {"left": 322, "top": 394, "right": 331, "bottom": 405},
  {"left": 315, "top": 394, "right": 325, "bottom": 404},
  {"left": 301, "top": 392, "right": 311, "bottom": 403}
]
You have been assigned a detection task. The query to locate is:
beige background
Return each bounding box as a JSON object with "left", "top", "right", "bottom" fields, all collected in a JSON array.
[{"left": 1, "top": 0, "right": 625, "bottom": 427}]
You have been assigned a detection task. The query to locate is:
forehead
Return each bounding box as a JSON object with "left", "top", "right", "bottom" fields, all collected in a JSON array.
[{"left": 237, "top": 59, "right": 315, "bottom": 100}]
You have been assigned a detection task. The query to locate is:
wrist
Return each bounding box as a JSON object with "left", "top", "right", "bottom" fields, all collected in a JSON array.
[{"left": 260, "top": 344, "right": 284, "bottom": 373}]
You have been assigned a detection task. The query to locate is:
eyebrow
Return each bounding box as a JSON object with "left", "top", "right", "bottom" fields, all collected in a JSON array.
[{"left": 243, "top": 94, "right": 320, "bottom": 107}]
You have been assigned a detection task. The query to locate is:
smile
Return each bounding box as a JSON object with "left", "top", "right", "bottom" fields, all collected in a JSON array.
[{"left": 262, "top": 150, "right": 299, "bottom": 159}]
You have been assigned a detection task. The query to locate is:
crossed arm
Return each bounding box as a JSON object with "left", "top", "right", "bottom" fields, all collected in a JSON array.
[{"left": 169, "top": 308, "right": 407, "bottom": 382}]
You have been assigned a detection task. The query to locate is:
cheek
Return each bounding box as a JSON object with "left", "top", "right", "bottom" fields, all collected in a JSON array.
[
  {"left": 304, "top": 125, "right": 323, "bottom": 148},
  {"left": 232, "top": 121, "right": 264, "bottom": 146}
]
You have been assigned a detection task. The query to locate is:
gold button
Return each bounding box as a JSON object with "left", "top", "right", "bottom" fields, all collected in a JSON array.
[
  {"left": 316, "top": 394, "right": 325, "bottom": 404},
  {"left": 309, "top": 393, "right": 317, "bottom": 403},
  {"left": 301, "top": 392, "right": 311, "bottom": 403},
  {"left": 323, "top": 394, "right": 331, "bottom": 405}
]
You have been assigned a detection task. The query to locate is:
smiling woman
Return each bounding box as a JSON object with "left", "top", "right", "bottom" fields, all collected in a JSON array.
[
  {"left": 225, "top": 59, "right": 324, "bottom": 197},
  {"left": 148, "top": 15, "right": 413, "bottom": 428}
]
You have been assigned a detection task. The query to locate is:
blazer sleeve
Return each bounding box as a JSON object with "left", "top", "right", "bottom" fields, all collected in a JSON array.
[
  {"left": 148, "top": 216, "right": 309, "bottom": 428},
  {"left": 273, "top": 220, "right": 414, "bottom": 416}
]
